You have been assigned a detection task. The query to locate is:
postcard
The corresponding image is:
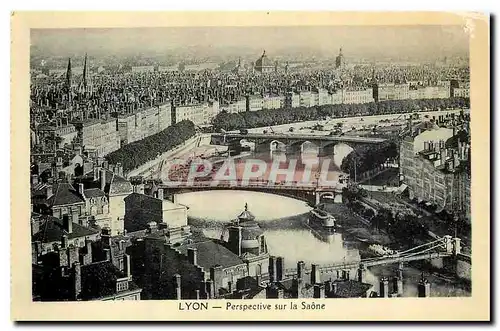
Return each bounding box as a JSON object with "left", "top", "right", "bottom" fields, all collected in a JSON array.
[{"left": 11, "top": 11, "right": 490, "bottom": 321}]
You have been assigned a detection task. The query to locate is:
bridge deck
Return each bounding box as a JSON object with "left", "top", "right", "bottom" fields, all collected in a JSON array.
[
  {"left": 213, "top": 133, "right": 387, "bottom": 144},
  {"left": 158, "top": 180, "right": 344, "bottom": 191},
  {"left": 283, "top": 251, "right": 452, "bottom": 277}
]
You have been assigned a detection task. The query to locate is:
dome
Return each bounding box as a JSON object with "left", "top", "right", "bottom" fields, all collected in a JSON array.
[
  {"left": 256, "top": 51, "right": 270, "bottom": 67},
  {"left": 237, "top": 203, "right": 256, "bottom": 222},
  {"left": 255, "top": 50, "right": 274, "bottom": 73},
  {"left": 240, "top": 221, "right": 264, "bottom": 239}
]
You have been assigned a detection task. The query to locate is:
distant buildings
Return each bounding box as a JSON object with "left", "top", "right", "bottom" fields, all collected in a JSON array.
[{"left": 172, "top": 101, "right": 219, "bottom": 126}]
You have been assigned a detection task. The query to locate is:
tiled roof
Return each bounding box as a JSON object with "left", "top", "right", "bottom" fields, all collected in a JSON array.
[
  {"left": 32, "top": 214, "right": 99, "bottom": 243},
  {"left": 329, "top": 280, "right": 372, "bottom": 298},
  {"left": 84, "top": 188, "right": 105, "bottom": 198},
  {"left": 108, "top": 174, "right": 133, "bottom": 196},
  {"left": 177, "top": 240, "right": 244, "bottom": 270},
  {"left": 47, "top": 183, "right": 85, "bottom": 207}
]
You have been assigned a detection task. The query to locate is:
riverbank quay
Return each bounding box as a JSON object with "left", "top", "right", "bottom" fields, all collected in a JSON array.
[
  {"left": 364, "top": 191, "right": 471, "bottom": 254},
  {"left": 125, "top": 133, "right": 211, "bottom": 178}
]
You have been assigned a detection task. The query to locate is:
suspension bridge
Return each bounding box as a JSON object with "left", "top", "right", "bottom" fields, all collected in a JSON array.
[{"left": 282, "top": 235, "right": 464, "bottom": 277}]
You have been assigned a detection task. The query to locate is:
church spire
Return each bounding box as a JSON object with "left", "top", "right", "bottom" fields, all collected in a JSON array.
[
  {"left": 82, "top": 53, "right": 88, "bottom": 88},
  {"left": 66, "top": 58, "right": 72, "bottom": 89},
  {"left": 66, "top": 58, "right": 72, "bottom": 109}
]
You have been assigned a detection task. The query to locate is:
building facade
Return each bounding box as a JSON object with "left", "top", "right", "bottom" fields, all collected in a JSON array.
[{"left": 400, "top": 129, "right": 471, "bottom": 222}]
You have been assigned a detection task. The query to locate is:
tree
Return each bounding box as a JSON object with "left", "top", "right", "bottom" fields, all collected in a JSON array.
[{"left": 388, "top": 213, "right": 428, "bottom": 247}]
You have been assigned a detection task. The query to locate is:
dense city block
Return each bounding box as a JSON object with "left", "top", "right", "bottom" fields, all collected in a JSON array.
[{"left": 30, "top": 27, "right": 471, "bottom": 301}]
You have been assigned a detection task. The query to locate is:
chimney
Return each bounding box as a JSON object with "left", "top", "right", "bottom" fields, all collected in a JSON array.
[
  {"left": 61, "top": 234, "right": 68, "bottom": 249},
  {"left": 46, "top": 185, "right": 53, "bottom": 199},
  {"left": 93, "top": 166, "right": 99, "bottom": 181},
  {"left": 447, "top": 159, "right": 454, "bottom": 172},
  {"left": 147, "top": 221, "right": 158, "bottom": 233},
  {"left": 268, "top": 256, "right": 277, "bottom": 283},
  {"left": 379, "top": 277, "right": 389, "bottom": 298},
  {"left": 228, "top": 226, "right": 242, "bottom": 256},
  {"left": 187, "top": 247, "right": 198, "bottom": 266},
  {"left": 124, "top": 254, "right": 131, "bottom": 280},
  {"left": 331, "top": 282, "right": 338, "bottom": 296},
  {"left": 31, "top": 217, "right": 40, "bottom": 236},
  {"left": 256, "top": 274, "right": 262, "bottom": 286},
  {"left": 205, "top": 280, "right": 214, "bottom": 299},
  {"left": 157, "top": 188, "right": 164, "bottom": 200},
  {"left": 72, "top": 210, "right": 79, "bottom": 226},
  {"left": 78, "top": 183, "right": 85, "bottom": 196},
  {"left": 73, "top": 262, "right": 81, "bottom": 300},
  {"left": 81, "top": 239, "right": 93, "bottom": 265},
  {"left": 392, "top": 276, "right": 403, "bottom": 296},
  {"left": 276, "top": 257, "right": 284, "bottom": 282},
  {"left": 440, "top": 148, "right": 447, "bottom": 165},
  {"left": 174, "top": 274, "right": 182, "bottom": 300},
  {"left": 32, "top": 174, "right": 39, "bottom": 185},
  {"left": 313, "top": 284, "right": 325, "bottom": 298},
  {"left": 117, "top": 163, "right": 123, "bottom": 177},
  {"left": 453, "top": 150, "right": 460, "bottom": 168},
  {"left": 63, "top": 214, "right": 72, "bottom": 234},
  {"left": 297, "top": 261, "right": 305, "bottom": 280},
  {"left": 101, "top": 227, "right": 112, "bottom": 248},
  {"left": 311, "top": 264, "right": 320, "bottom": 284},
  {"left": 357, "top": 265, "right": 366, "bottom": 283},
  {"left": 103, "top": 248, "right": 111, "bottom": 261},
  {"left": 100, "top": 168, "right": 106, "bottom": 191}
]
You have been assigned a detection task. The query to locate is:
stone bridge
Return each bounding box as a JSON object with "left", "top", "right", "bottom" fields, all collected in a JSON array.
[
  {"left": 150, "top": 180, "right": 346, "bottom": 206},
  {"left": 211, "top": 132, "right": 387, "bottom": 155}
]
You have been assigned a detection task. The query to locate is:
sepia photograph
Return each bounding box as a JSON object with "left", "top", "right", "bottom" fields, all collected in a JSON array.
[{"left": 11, "top": 11, "right": 490, "bottom": 321}]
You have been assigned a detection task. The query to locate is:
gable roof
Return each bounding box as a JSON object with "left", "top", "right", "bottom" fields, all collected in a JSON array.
[
  {"left": 32, "top": 214, "right": 99, "bottom": 243},
  {"left": 46, "top": 183, "right": 85, "bottom": 207},
  {"left": 177, "top": 240, "right": 244, "bottom": 270}
]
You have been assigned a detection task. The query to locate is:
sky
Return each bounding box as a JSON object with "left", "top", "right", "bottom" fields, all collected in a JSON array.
[{"left": 30, "top": 25, "right": 469, "bottom": 62}]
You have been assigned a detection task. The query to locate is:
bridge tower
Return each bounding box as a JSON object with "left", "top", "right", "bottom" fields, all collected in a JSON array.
[
  {"left": 443, "top": 235, "right": 453, "bottom": 253},
  {"left": 452, "top": 237, "right": 462, "bottom": 255},
  {"left": 357, "top": 263, "right": 366, "bottom": 283}
]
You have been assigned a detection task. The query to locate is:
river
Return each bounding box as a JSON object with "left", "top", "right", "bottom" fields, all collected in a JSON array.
[{"left": 176, "top": 190, "right": 471, "bottom": 298}]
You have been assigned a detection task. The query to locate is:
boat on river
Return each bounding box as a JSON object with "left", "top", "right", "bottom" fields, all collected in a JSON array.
[{"left": 308, "top": 208, "right": 337, "bottom": 231}]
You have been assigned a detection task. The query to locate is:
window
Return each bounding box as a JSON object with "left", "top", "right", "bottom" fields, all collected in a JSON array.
[{"left": 116, "top": 281, "right": 129, "bottom": 292}]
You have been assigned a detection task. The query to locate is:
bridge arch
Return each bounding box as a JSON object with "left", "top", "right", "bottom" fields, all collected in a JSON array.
[
  {"left": 289, "top": 140, "right": 319, "bottom": 154},
  {"left": 332, "top": 143, "right": 354, "bottom": 168},
  {"left": 270, "top": 140, "right": 287, "bottom": 152}
]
